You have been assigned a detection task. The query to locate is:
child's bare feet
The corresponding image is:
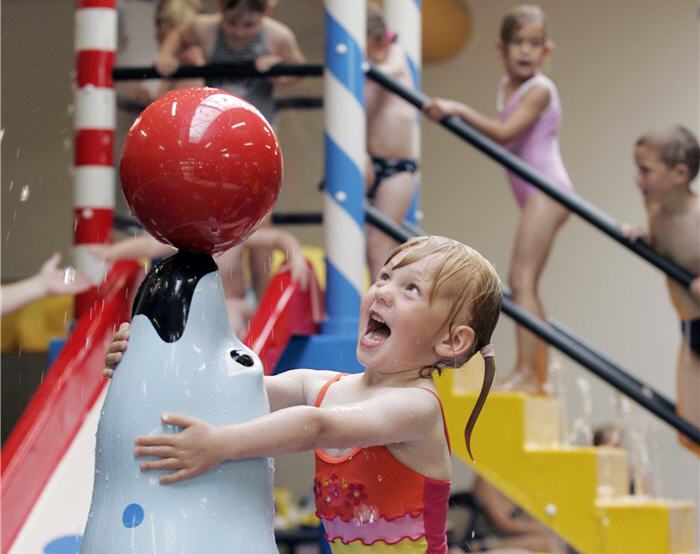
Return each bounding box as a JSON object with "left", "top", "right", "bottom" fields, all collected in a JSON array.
[{"left": 496, "top": 370, "right": 546, "bottom": 394}]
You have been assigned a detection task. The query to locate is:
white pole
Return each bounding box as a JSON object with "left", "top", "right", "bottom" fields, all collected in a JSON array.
[{"left": 384, "top": 0, "right": 422, "bottom": 223}]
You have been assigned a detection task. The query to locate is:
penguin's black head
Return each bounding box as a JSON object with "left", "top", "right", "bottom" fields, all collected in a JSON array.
[{"left": 132, "top": 251, "right": 218, "bottom": 342}]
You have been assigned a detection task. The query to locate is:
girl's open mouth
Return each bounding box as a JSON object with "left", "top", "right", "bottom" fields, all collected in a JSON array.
[{"left": 363, "top": 312, "right": 391, "bottom": 346}]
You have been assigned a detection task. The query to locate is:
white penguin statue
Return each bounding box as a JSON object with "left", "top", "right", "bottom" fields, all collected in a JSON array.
[{"left": 80, "top": 251, "right": 277, "bottom": 553}]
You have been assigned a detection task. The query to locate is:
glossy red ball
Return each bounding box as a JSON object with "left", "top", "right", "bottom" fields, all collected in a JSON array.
[{"left": 120, "top": 88, "right": 283, "bottom": 254}]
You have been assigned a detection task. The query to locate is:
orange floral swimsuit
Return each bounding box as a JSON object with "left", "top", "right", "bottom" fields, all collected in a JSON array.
[{"left": 313, "top": 374, "right": 451, "bottom": 553}]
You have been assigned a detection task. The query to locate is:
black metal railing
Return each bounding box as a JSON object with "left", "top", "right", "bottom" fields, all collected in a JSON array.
[
  {"left": 365, "top": 65, "right": 696, "bottom": 289},
  {"left": 113, "top": 62, "right": 323, "bottom": 82}
]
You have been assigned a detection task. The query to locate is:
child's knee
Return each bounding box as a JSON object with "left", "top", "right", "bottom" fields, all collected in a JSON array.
[{"left": 508, "top": 267, "right": 536, "bottom": 295}]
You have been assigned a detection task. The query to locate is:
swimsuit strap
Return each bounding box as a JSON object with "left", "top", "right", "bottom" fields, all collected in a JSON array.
[
  {"left": 416, "top": 386, "right": 452, "bottom": 453},
  {"left": 314, "top": 373, "right": 347, "bottom": 408}
]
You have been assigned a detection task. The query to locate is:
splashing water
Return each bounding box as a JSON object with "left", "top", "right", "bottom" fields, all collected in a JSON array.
[
  {"left": 629, "top": 407, "right": 658, "bottom": 497},
  {"left": 63, "top": 266, "right": 76, "bottom": 285},
  {"left": 19, "top": 185, "right": 30, "bottom": 202},
  {"left": 569, "top": 376, "right": 593, "bottom": 446},
  {"left": 549, "top": 359, "right": 569, "bottom": 446}
]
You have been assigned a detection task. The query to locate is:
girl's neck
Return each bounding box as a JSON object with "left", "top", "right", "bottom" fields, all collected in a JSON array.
[
  {"left": 361, "top": 365, "right": 434, "bottom": 388},
  {"left": 507, "top": 71, "right": 539, "bottom": 87}
]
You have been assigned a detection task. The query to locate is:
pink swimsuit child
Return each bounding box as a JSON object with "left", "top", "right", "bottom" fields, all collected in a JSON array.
[{"left": 498, "top": 73, "right": 574, "bottom": 208}]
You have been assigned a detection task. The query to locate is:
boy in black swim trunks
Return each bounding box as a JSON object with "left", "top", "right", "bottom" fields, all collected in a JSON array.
[{"left": 622, "top": 125, "right": 700, "bottom": 456}]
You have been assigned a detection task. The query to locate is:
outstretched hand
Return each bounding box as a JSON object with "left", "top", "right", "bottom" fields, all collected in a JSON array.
[
  {"left": 40, "top": 253, "right": 92, "bottom": 296},
  {"left": 422, "top": 97, "right": 460, "bottom": 122},
  {"left": 690, "top": 277, "right": 700, "bottom": 303},
  {"left": 134, "top": 413, "right": 221, "bottom": 484},
  {"left": 286, "top": 253, "right": 309, "bottom": 291},
  {"left": 104, "top": 322, "right": 130, "bottom": 377},
  {"left": 620, "top": 222, "right": 648, "bottom": 243}
]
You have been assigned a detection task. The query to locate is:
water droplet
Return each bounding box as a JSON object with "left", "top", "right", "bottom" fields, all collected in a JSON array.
[
  {"left": 376, "top": 474, "right": 383, "bottom": 482},
  {"left": 63, "top": 266, "right": 76, "bottom": 285},
  {"left": 19, "top": 185, "right": 30, "bottom": 202}
]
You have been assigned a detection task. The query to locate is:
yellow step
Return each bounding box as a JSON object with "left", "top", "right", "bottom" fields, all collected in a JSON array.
[{"left": 435, "top": 369, "right": 697, "bottom": 553}]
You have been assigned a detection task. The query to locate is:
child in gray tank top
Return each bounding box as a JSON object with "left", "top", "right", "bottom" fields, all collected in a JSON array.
[{"left": 155, "top": 0, "right": 305, "bottom": 125}]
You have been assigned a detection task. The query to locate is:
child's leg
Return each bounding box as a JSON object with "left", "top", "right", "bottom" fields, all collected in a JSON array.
[
  {"left": 366, "top": 172, "right": 416, "bottom": 279},
  {"left": 502, "top": 192, "right": 568, "bottom": 393},
  {"left": 676, "top": 342, "right": 700, "bottom": 457}
]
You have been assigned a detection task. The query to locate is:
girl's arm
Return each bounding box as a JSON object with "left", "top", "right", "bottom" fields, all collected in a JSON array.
[
  {"left": 245, "top": 228, "right": 308, "bottom": 289},
  {"left": 155, "top": 46, "right": 206, "bottom": 96},
  {"left": 1, "top": 253, "right": 91, "bottom": 316},
  {"left": 155, "top": 20, "right": 203, "bottom": 77},
  {"left": 135, "top": 387, "right": 440, "bottom": 484},
  {"left": 90, "top": 235, "right": 176, "bottom": 263},
  {"left": 258, "top": 18, "right": 305, "bottom": 84},
  {"left": 263, "top": 369, "right": 337, "bottom": 412},
  {"left": 423, "top": 85, "right": 550, "bottom": 145}
]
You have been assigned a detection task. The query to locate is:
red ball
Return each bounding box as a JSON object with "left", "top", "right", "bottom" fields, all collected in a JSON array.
[{"left": 120, "top": 88, "right": 283, "bottom": 254}]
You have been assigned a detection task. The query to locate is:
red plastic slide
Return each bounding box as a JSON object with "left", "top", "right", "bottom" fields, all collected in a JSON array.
[{"left": 0, "top": 260, "right": 321, "bottom": 553}]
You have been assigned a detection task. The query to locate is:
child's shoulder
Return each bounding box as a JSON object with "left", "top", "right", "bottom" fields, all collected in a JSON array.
[
  {"left": 262, "top": 16, "right": 296, "bottom": 41},
  {"left": 301, "top": 369, "right": 352, "bottom": 405}
]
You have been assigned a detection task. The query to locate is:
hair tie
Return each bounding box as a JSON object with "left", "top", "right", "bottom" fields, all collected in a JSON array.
[
  {"left": 480, "top": 344, "right": 495, "bottom": 358},
  {"left": 385, "top": 30, "right": 397, "bottom": 43}
]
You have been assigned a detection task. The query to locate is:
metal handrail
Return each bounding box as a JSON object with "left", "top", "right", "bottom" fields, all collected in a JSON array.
[
  {"left": 365, "top": 65, "right": 696, "bottom": 289},
  {"left": 113, "top": 62, "right": 324, "bottom": 82}
]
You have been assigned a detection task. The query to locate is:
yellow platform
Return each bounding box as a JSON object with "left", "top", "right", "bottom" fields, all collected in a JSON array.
[{"left": 435, "top": 368, "right": 697, "bottom": 554}]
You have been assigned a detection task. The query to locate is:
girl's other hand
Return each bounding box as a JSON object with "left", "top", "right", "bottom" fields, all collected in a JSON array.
[
  {"left": 255, "top": 54, "right": 283, "bottom": 73},
  {"left": 422, "top": 97, "right": 458, "bottom": 121},
  {"left": 155, "top": 54, "right": 180, "bottom": 77},
  {"left": 690, "top": 277, "right": 700, "bottom": 302},
  {"left": 134, "top": 413, "right": 221, "bottom": 484},
  {"left": 287, "top": 254, "right": 309, "bottom": 292},
  {"left": 39, "top": 253, "right": 92, "bottom": 296},
  {"left": 104, "top": 322, "right": 130, "bottom": 378},
  {"left": 620, "top": 222, "right": 648, "bottom": 243}
]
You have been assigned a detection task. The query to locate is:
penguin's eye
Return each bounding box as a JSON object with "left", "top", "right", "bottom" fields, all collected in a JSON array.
[{"left": 230, "top": 350, "right": 254, "bottom": 367}]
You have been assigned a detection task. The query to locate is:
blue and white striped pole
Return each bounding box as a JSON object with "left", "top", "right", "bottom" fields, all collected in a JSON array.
[
  {"left": 385, "top": 0, "right": 422, "bottom": 225},
  {"left": 323, "top": 0, "right": 366, "bottom": 335}
]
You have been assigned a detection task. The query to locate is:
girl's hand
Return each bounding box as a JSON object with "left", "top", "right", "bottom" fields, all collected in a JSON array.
[
  {"left": 690, "top": 277, "right": 700, "bottom": 302},
  {"left": 287, "top": 253, "right": 309, "bottom": 291},
  {"left": 620, "top": 222, "right": 648, "bottom": 243},
  {"left": 422, "top": 97, "right": 460, "bottom": 122},
  {"left": 134, "top": 413, "right": 221, "bottom": 484},
  {"left": 155, "top": 54, "right": 180, "bottom": 77},
  {"left": 104, "top": 322, "right": 130, "bottom": 378},
  {"left": 39, "top": 253, "right": 92, "bottom": 296},
  {"left": 255, "top": 54, "right": 283, "bottom": 73}
]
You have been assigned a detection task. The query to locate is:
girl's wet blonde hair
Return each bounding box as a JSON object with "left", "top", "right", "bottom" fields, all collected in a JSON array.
[{"left": 385, "top": 235, "right": 503, "bottom": 459}]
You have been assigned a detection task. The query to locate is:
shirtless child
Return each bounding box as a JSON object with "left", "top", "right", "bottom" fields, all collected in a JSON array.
[
  {"left": 622, "top": 125, "right": 700, "bottom": 456},
  {"left": 364, "top": 3, "right": 418, "bottom": 279}
]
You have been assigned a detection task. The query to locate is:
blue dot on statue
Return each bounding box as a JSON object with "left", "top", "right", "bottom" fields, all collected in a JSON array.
[{"left": 122, "top": 504, "right": 144, "bottom": 528}]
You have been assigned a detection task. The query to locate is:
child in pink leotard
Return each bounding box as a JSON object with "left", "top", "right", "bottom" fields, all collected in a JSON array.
[{"left": 424, "top": 5, "right": 572, "bottom": 394}]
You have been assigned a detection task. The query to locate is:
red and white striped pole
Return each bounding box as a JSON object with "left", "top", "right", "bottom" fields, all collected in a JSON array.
[{"left": 73, "top": 0, "right": 117, "bottom": 316}]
